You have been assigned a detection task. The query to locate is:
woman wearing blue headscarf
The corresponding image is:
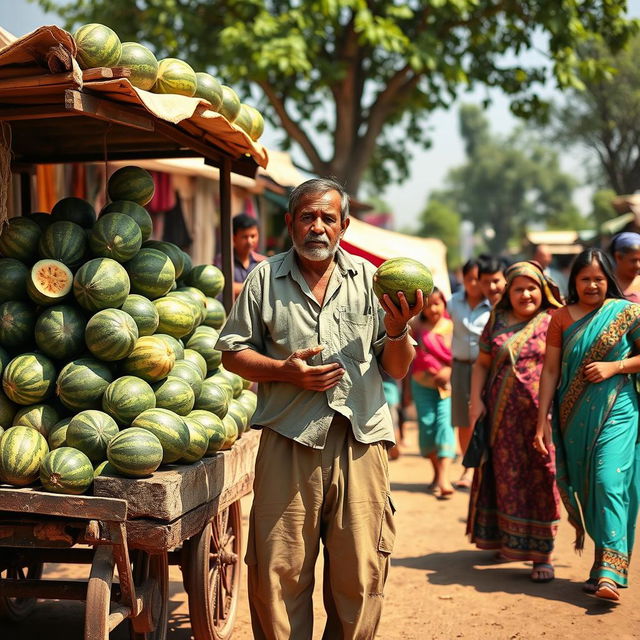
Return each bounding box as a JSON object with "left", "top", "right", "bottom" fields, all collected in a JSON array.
[{"left": 610, "top": 231, "right": 640, "bottom": 302}]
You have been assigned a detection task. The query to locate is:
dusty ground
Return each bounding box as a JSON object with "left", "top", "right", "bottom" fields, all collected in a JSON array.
[{"left": 1, "top": 420, "right": 639, "bottom": 639}]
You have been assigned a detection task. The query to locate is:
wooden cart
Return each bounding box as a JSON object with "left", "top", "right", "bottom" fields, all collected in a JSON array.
[{"left": 0, "top": 429, "right": 259, "bottom": 639}]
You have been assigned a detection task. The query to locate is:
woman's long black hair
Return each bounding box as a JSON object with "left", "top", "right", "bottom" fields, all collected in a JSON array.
[{"left": 566, "top": 248, "right": 625, "bottom": 304}]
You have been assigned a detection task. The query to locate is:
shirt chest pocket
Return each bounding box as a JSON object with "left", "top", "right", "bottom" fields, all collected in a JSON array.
[{"left": 336, "top": 310, "right": 374, "bottom": 363}]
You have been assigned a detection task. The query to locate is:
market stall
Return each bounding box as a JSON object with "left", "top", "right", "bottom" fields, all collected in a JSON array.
[{"left": 0, "top": 24, "right": 265, "bottom": 639}]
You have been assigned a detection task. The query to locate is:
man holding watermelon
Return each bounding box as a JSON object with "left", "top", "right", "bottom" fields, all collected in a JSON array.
[{"left": 217, "top": 177, "right": 422, "bottom": 639}]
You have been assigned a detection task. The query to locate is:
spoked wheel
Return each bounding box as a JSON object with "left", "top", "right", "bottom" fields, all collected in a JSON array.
[
  {"left": 129, "top": 551, "right": 168, "bottom": 640},
  {"left": 85, "top": 546, "right": 115, "bottom": 640},
  {"left": 185, "top": 500, "right": 242, "bottom": 640},
  {"left": 0, "top": 561, "right": 44, "bottom": 621}
]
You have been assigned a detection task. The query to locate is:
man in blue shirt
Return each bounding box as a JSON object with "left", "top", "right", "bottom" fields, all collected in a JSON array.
[{"left": 448, "top": 259, "right": 491, "bottom": 489}]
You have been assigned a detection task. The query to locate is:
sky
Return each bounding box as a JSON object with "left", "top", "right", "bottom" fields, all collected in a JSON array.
[{"left": 2, "top": 1, "right": 639, "bottom": 230}]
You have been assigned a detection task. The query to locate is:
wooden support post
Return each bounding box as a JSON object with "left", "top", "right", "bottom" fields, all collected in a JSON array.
[
  {"left": 20, "top": 171, "right": 31, "bottom": 215},
  {"left": 219, "top": 155, "right": 234, "bottom": 312}
]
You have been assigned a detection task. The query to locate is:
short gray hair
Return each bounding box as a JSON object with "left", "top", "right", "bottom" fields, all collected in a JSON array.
[{"left": 288, "top": 178, "right": 350, "bottom": 221}]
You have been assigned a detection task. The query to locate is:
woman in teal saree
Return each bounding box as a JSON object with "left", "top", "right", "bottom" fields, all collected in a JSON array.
[{"left": 536, "top": 248, "right": 640, "bottom": 602}]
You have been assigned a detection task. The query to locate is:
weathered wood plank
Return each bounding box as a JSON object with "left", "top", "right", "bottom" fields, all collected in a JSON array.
[
  {"left": 82, "top": 67, "right": 131, "bottom": 82},
  {"left": 93, "top": 430, "right": 259, "bottom": 522},
  {"left": 0, "top": 487, "right": 127, "bottom": 521}
]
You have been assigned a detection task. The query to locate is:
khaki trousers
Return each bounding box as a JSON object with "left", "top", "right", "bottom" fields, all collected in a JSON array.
[{"left": 246, "top": 415, "right": 396, "bottom": 640}]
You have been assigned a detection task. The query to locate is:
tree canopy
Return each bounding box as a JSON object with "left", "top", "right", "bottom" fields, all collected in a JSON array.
[
  {"left": 38, "top": 0, "right": 638, "bottom": 194},
  {"left": 551, "top": 34, "right": 640, "bottom": 195},
  {"left": 430, "top": 105, "right": 583, "bottom": 255}
]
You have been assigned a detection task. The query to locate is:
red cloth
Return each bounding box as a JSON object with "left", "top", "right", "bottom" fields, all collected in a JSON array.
[
  {"left": 147, "top": 172, "right": 175, "bottom": 213},
  {"left": 413, "top": 327, "right": 452, "bottom": 374}
]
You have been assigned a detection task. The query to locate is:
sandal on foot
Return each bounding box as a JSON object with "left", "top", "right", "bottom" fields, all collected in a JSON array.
[
  {"left": 593, "top": 579, "right": 620, "bottom": 602},
  {"left": 490, "top": 551, "right": 512, "bottom": 563},
  {"left": 582, "top": 578, "right": 598, "bottom": 594},
  {"left": 531, "top": 563, "right": 555, "bottom": 583},
  {"left": 454, "top": 478, "right": 472, "bottom": 491}
]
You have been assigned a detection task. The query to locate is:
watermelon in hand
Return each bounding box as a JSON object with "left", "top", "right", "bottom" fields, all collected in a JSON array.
[{"left": 372, "top": 258, "right": 434, "bottom": 307}]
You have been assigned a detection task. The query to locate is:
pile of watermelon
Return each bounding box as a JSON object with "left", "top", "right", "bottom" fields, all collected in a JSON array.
[
  {"left": 72, "top": 23, "right": 264, "bottom": 142},
  {"left": 0, "top": 165, "right": 257, "bottom": 495}
]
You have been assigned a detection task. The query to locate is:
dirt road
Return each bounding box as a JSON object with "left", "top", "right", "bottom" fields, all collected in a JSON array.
[{"left": 1, "top": 420, "right": 638, "bottom": 639}]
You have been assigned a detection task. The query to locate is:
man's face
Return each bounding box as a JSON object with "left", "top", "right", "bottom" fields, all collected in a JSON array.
[
  {"left": 479, "top": 271, "right": 506, "bottom": 306},
  {"left": 462, "top": 266, "right": 481, "bottom": 299},
  {"left": 285, "top": 190, "right": 349, "bottom": 261},
  {"left": 233, "top": 226, "right": 259, "bottom": 256}
]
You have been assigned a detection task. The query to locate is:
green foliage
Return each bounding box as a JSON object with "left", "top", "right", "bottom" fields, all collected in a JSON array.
[
  {"left": 437, "top": 105, "right": 582, "bottom": 253},
  {"left": 590, "top": 189, "right": 619, "bottom": 228},
  {"left": 551, "top": 34, "right": 640, "bottom": 194},
  {"left": 416, "top": 198, "right": 460, "bottom": 266},
  {"left": 35, "top": 0, "right": 638, "bottom": 193}
]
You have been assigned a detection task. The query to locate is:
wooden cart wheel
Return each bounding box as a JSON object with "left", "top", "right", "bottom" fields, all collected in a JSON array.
[
  {"left": 129, "top": 551, "right": 168, "bottom": 640},
  {"left": 0, "top": 561, "right": 43, "bottom": 621},
  {"left": 185, "top": 500, "right": 242, "bottom": 640},
  {"left": 85, "top": 545, "right": 115, "bottom": 640}
]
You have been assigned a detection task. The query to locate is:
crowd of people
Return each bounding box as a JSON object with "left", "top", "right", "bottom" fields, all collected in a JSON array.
[
  {"left": 404, "top": 240, "right": 640, "bottom": 603},
  {"left": 217, "top": 178, "right": 640, "bottom": 638}
]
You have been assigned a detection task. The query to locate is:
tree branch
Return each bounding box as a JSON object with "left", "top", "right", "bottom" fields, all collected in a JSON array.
[{"left": 257, "top": 79, "right": 328, "bottom": 174}]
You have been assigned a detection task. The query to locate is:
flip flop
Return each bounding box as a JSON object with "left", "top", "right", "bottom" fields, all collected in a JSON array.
[
  {"left": 454, "top": 479, "right": 472, "bottom": 491},
  {"left": 531, "top": 563, "right": 555, "bottom": 583},
  {"left": 593, "top": 579, "right": 620, "bottom": 602}
]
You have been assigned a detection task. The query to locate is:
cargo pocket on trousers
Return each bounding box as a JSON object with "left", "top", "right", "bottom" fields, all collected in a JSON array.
[{"left": 371, "top": 494, "right": 396, "bottom": 597}]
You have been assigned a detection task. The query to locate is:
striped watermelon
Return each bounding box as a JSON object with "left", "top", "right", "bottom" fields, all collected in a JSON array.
[
  {"left": 12, "top": 403, "right": 59, "bottom": 437},
  {"left": 0, "top": 301, "right": 37, "bottom": 351},
  {"left": 180, "top": 251, "right": 193, "bottom": 280},
  {"left": 131, "top": 408, "right": 190, "bottom": 464},
  {"left": 85, "top": 308, "right": 138, "bottom": 362},
  {"left": 221, "top": 414, "right": 239, "bottom": 450},
  {"left": 186, "top": 331, "right": 222, "bottom": 372},
  {"left": 50, "top": 197, "right": 96, "bottom": 229},
  {"left": 107, "top": 166, "right": 155, "bottom": 206},
  {"left": 40, "top": 447, "right": 94, "bottom": 494},
  {"left": 235, "top": 104, "right": 254, "bottom": 137},
  {"left": 0, "top": 346, "right": 8, "bottom": 373},
  {"left": 0, "top": 258, "right": 29, "bottom": 302},
  {"left": 211, "top": 369, "right": 244, "bottom": 399},
  {"left": 170, "top": 360, "right": 203, "bottom": 398},
  {"left": 34, "top": 304, "right": 87, "bottom": 361},
  {"left": 118, "top": 42, "right": 158, "bottom": 90},
  {"left": 48, "top": 418, "right": 71, "bottom": 450},
  {"left": 38, "top": 221, "right": 87, "bottom": 268},
  {"left": 89, "top": 212, "right": 142, "bottom": 263},
  {"left": 154, "top": 333, "right": 185, "bottom": 360},
  {"left": 56, "top": 358, "right": 113, "bottom": 411},
  {"left": 152, "top": 58, "right": 197, "bottom": 97},
  {"left": 219, "top": 85, "right": 241, "bottom": 122},
  {"left": 73, "top": 23, "right": 122, "bottom": 69},
  {"left": 152, "top": 376, "right": 195, "bottom": 416},
  {"left": 195, "top": 380, "right": 229, "bottom": 418},
  {"left": 126, "top": 248, "right": 175, "bottom": 299},
  {"left": 177, "top": 286, "right": 207, "bottom": 306},
  {"left": 0, "top": 217, "right": 42, "bottom": 263},
  {"left": 27, "top": 259, "right": 74, "bottom": 306},
  {"left": 0, "top": 426, "right": 49, "bottom": 486},
  {"left": 372, "top": 258, "right": 434, "bottom": 306},
  {"left": 247, "top": 105, "right": 264, "bottom": 141},
  {"left": 237, "top": 389, "right": 257, "bottom": 418},
  {"left": 188, "top": 410, "right": 225, "bottom": 455},
  {"left": 227, "top": 398, "right": 249, "bottom": 433},
  {"left": 107, "top": 427, "right": 163, "bottom": 477},
  {"left": 183, "top": 348, "right": 207, "bottom": 378},
  {"left": 143, "top": 241, "right": 185, "bottom": 279},
  {"left": 93, "top": 460, "right": 118, "bottom": 477},
  {"left": 101, "top": 201, "right": 153, "bottom": 242},
  {"left": 26, "top": 212, "right": 54, "bottom": 231},
  {"left": 121, "top": 294, "right": 159, "bottom": 336},
  {"left": 0, "top": 389, "right": 18, "bottom": 427},
  {"left": 121, "top": 335, "right": 175, "bottom": 382},
  {"left": 179, "top": 417, "right": 208, "bottom": 463},
  {"left": 73, "top": 258, "right": 131, "bottom": 311},
  {"left": 66, "top": 410, "right": 119, "bottom": 462},
  {"left": 102, "top": 376, "right": 156, "bottom": 426},
  {"left": 153, "top": 296, "right": 197, "bottom": 339},
  {"left": 167, "top": 292, "right": 205, "bottom": 329},
  {"left": 194, "top": 72, "right": 223, "bottom": 110},
  {"left": 204, "top": 297, "right": 226, "bottom": 329},
  {"left": 185, "top": 264, "right": 224, "bottom": 297},
  {"left": 2, "top": 353, "right": 56, "bottom": 405}
]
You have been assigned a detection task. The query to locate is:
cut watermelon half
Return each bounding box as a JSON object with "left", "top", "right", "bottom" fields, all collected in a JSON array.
[{"left": 27, "top": 259, "right": 73, "bottom": 306}]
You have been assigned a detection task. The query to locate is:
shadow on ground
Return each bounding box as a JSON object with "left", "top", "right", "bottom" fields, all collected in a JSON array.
[{"left": 392, "top": 549, "right": 620, "bottom": 617}]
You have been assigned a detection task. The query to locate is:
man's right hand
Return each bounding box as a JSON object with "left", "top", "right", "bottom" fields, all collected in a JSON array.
[{"left": 283, "top": 345, "right": 345, "bottom": 391}]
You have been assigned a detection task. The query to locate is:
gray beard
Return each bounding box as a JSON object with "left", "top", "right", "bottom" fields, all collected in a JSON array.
[{"left": 293, "top": 238, "right": 340, "bottom": 262}]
